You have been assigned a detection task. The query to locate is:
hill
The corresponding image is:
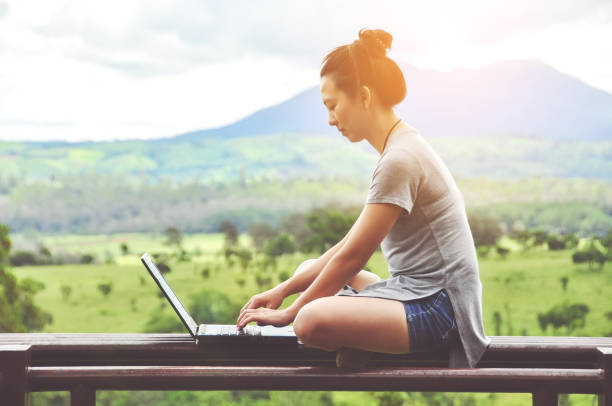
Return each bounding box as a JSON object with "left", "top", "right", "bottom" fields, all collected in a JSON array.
[{"left": 176, "top": 59, "right": 612, "bottom": 141}]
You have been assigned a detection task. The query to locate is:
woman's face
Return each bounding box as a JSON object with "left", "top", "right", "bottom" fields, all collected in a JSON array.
[{"left": 320, "top": 74, "right": 368, "bottom": 143}]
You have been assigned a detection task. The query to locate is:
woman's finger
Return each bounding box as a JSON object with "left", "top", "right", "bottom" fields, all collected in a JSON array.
[
  {"left": 241, "top": 297, "right": 256, "bottom": 313},
  {"left": 237, "top": 308, "right": 259, "bottom": 328}
]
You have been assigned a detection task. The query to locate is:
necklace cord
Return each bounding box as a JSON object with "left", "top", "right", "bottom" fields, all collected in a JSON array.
[{"left": 382, "top": 118, "right": 402, "bottom": 152}]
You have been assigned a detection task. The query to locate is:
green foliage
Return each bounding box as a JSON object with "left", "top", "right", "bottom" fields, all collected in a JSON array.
[
  {"left": 263, "top": 234, "right": 296, "bottom": 257},
  {"left": 80, "top": 253, "right": 95, "bottom": 264},
  {"left": 60, "top": 284, "right": 72, "bottom": 301},
  {"left": 538, "top": 302, "right": 590, "bottom": 334},
  {"left": 10, "top": 250, "right": 39, "bottom": 266},
  {"left": 151, "top": 253, "right": 172, "bottom": 274},
  {"left": 120, "top": 242, "right": 130, "bottom": 255},
  {"left": 301, "top": 207, "right": 358, "bottom": 253},
  {"left": 546, "top": 234, "right": 567, "bottom": 250},
  {"left": 142, "top": 312, "right": 184, "bottom": 334},
  {"left": 189, "top": 290, "right": 240, "bottom": 325},
  {"left": 495, "top": 246, "right": 509, "bottom": 259},
  {"left": 0, "top": 224, "right": 11, "bottom": 265},
  {"left": 467, "top": 212, "right": 502, "bottom": 247},
  {"left": 559, "top": 276, "right": 569, "bottom": 291},
  {"left": 219, "top": 219, "right": 239, "bottom": 245},
  {"left": 572, "top": 240, "right": 607, "bottom": 270},
  {"left": 20, "top": 277, "right": 45, "bottom": 294},
  {"left": 248, "top": 222, "right": 279, "bottom": 252},
  {"left": 97, "top": 282, "right": 113, "bottom": 297},
  {"left": 164, "top": 226, "right": 183, "bottom": 247},
  {"left": 0, "top": 225, "right": 51, "bottom": 332}
]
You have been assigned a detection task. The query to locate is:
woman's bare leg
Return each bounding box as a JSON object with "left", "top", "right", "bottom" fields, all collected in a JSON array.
[{"left": 293, "top": 295, "right": 410, "bottom": 354}]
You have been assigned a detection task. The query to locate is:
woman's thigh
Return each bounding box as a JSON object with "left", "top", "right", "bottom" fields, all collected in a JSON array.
[{"left": 293, "top": 296, "right": 409, "bottom": 354}]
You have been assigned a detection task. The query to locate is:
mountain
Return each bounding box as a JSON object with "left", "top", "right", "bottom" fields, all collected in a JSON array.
[{"left": 176, "top": 59, "right": 612, "bottom": 141}]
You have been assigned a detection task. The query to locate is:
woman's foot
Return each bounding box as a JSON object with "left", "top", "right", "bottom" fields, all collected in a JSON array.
[{"left": 335, "top": 347, "right": 373, "bottom": 369}]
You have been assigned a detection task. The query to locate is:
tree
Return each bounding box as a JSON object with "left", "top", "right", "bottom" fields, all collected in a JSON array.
[
  {"left": 0, "top": 224, "right": 51, "bottom": 332},
  {"left": 263, "top": 234, "right": 296, "bottom": 257},
  {"left": 188, "top": 290, "right": 240, "bottom": 325},
  {"left": 537, "top": 302, "right": 589, "bottom": 334},
  {"left": 218, "top": 219, "right": 238, "bottom": 246},
  {"left": 97, "top": 282, "right": 113, "bottom": 298},
  {"left": 300, "top": 207, "right": 357, "bottom": 253},
  {"left": 572, "top": 240, "right": 606, "bottom": 270},
  {"left": 80, "top": 253, "right": 95, "bottom": 264},
  {"left": 164, "top": 226, "right": 183, "bottom": 247},
  {"left": 0, "top": 224, "right": 11, "bottom": 265},
  {"left": 546, "top": 234, "right": 566, "bottom": 251},
  {"left": 531, "top": 230, "right": 549, "bottom": 246},
  {"left": 120, "top": 242, "right": 130, "bottom": 255},
  {"left": 559, "top": 276, "right": 569, "bottom": 292},
  {"left": 467, "top": 212, "right": 502, "bottom": 248},
  {"left": 247, "top": 222, "right": 278, "bottom": 252}
]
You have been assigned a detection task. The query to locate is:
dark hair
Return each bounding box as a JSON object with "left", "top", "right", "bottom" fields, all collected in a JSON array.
[{"left": 320, "top": 28, "right": 406, "bottom": 108}]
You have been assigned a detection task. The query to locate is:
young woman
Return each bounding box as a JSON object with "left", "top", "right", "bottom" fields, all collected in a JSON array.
[{"left": 237, "top": 29, "right": 489, "bottom": 368}]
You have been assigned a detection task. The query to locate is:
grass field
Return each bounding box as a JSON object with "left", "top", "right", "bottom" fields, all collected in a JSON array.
[{"left": 10, "top": 232, "right": 612, "bottom": 406}]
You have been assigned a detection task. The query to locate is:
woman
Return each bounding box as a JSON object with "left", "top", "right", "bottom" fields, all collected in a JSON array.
[{"left": 237, "top": 28, "right": 489, "bottom": 368}]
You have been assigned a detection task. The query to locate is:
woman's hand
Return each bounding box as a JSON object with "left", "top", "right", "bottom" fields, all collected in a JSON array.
[
  {"left": 240, "top": 285, "right": 285, "bottom": 314},
  {"left": 236, "top": 307, "right": 296, "bottom": 330}
]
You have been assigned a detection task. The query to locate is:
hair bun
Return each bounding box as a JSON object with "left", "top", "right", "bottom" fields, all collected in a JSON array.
[{"left": 357, "top": 28, "right": 392, "bottom": 57}]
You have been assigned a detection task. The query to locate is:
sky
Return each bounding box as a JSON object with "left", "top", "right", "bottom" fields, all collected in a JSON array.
[{"left": 0, "top": 0, "right": 611, "bottom": 142}]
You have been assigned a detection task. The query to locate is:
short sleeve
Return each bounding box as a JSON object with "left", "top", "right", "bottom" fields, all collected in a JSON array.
[{"left": 366, "top": 149, "right": 424, "bottom": 214}]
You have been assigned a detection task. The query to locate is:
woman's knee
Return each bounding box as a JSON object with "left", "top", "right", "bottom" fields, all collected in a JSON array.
[
  {"left": 293, "top": 299, "right": 331, "bottom": 345},
  {"left": 294, "top": 258, "right": 317, "bottom": 275},
  {"left": 347, "top": 270, "right": 382, "bottom": 292}
]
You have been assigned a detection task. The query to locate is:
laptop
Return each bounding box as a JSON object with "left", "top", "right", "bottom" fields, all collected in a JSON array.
[{"left": 140, "top": 253, "right": 296, "bottom": 343}]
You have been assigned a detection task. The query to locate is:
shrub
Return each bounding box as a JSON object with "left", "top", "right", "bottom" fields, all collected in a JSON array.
[
  {"left": 97, "top": 282, "right": 113, "bottom": 298},
  {"left": 546, "top": 234, "right": 566, "bottom": 250},
  {"left": 263, "top": 234, "right": 296, "bottom": 257},
  {"left": 80, "top": 253, "right": 95, "bottom": 264},
  {"left": 60, "top": 285, "right": 72, "bottom": 301},
  {"left": 10, "top": 250, "right": 38, "bottom": 266},
  {"left": 537, "top": 302, "right": 589, "bottom": 334},
  {"left": 188, "top": 290, "right": 240, "bottom": 325}
]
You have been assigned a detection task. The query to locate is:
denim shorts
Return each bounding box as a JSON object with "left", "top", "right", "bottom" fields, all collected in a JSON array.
[{"left": 402, "top": 289, "right": 459, "bottom": 353}]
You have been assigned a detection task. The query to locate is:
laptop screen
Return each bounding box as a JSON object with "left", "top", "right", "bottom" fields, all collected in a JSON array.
[{"left": 141, "top": 253, "right": 198, "bottom": 337}]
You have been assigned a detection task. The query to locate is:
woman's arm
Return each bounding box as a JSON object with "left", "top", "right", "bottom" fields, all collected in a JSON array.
[
  {"left": 285, "top": 203, "right": 401, "bottom": 313},
  {"left": 238, "top": 214, "right": 358, "bottom": 316},
  {"left": 236, "top": 203, "right": 402, "bottom": 329}
]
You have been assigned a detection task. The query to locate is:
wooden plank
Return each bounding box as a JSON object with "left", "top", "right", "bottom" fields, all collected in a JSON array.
[
  {"left": 1, "top": 334, "right": 610, "bottom": 369},
  {"left": 71, "top": 384, "right": 95, "bottom": 406},
  {"left": 27, "top": 366, "right": 603, "bottom": 393},
  {"left": 532, "top": 387, "right": 558, "bottom": 406},
  {"left": 0, "top": 345, "right": 31, "bottom": 406},
  {"left": 599, "top": 347, "right": 612, "bottom": 406}
]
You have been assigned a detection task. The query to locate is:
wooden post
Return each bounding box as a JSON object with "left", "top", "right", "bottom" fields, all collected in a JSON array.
[
  {"left": 71, "top": 384, "right": 96, "bottom": 406},
  {"left": 532, "top": 387, "right": 558, "bottom": 406},
  {"left": 0, "top": 344, "right": 31, "bottom": 406},
  {"left": 599, "top": 347, "right": 612, "bottom": 406}
]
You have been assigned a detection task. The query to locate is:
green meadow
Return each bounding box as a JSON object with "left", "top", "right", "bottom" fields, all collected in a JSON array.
[
  {"left": 9, "top": 232, "right": 610, "bottom": 406},
  {"left": 11, "top": 233, "right": 611, "bottom": 337}
]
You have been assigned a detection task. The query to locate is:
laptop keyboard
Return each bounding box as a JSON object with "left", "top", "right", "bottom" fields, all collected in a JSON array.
[{"left": 203, "top": 325, "right": 261, "bottom": 336}]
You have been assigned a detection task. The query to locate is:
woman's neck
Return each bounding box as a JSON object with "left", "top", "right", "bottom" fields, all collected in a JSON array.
[{"left": 366, "top": 109, "right": 403, "bottom": 155}]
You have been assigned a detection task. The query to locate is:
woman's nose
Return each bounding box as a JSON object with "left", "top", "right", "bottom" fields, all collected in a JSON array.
[{"left": 328, "top": 112, "right": 338, "bottom": 126}]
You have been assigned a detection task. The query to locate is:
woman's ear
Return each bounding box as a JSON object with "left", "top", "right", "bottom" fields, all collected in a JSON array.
[{"left": 360, "top": 85, "right": 372, "bottom": 110}]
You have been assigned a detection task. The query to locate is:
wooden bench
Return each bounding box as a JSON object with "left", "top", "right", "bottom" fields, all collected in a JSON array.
[{"left": 1, "top": 334, "right": 611, "bottom": 406}]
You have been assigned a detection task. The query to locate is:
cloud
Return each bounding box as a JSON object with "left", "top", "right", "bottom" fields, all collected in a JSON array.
[
  {"left": 463, "top": 0, "right": 612, "bottom": 44},
  {"left": 0, "top": 2, "right": 7, "bottom": 19},
  {"left": 31, "top": 1, "right": 427, "bottom": 77}
]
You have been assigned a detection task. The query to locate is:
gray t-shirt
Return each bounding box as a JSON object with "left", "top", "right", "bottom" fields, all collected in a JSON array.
[{"left": 337, "top": 124, "right": 490, "bottom": 368}]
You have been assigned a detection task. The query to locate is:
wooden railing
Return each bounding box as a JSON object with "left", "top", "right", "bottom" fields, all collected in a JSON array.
[{"left": 1, "top": 334, "right": 611, "bottom": 406}]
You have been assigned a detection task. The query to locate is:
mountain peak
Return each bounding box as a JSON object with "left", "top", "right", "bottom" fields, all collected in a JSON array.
[{"left": 175, "top": 59, "right": 612, "bottom": 142}]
